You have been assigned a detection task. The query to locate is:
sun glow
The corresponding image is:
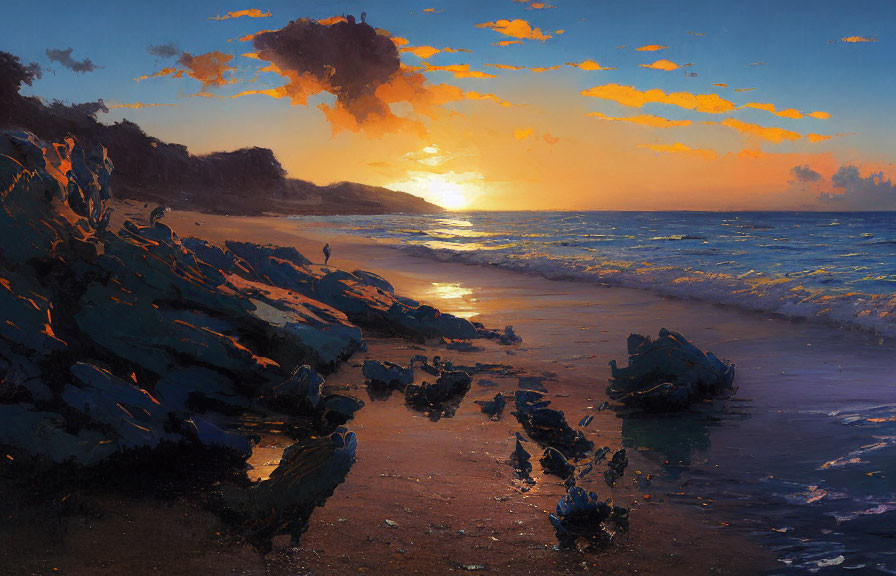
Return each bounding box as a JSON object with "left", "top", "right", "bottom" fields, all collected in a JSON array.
[
  {"left": 388, "top": 170, "right": 484, "bottom": 211},
  {"left": 428, "top": 177, "right": 469, "bottom": 210}
]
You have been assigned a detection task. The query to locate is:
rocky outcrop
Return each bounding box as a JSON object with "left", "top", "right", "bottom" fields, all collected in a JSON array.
[{"left": 0, "top": 131, "right": 473, "bottom": 548}]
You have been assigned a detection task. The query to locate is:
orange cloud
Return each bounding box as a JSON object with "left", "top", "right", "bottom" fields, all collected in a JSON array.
[
  {"left": 543, "top": 133, "right": 560, "bottom": 145},
  {"left": 487, "top": 63, "right": 561, "bottom": 72},
  {"left": 587, "top": 112, "right": 692, "bottom": 128},
  {"left": 841, "top": 36, "right": 877, "bottom": 43},
  {"left": 635, "top": 44, "right": 668, "bottom": 51},
  {"left": 740, "top": 102, "right": 830, "bottom": 120},
  {"left": 640, "top": 59, "right": 680, "bottom": 71},
  {"left": 734, "top": 87, "right": 755, "bottom": 92},
  {"left": 424, "top": 64, "right": 496, "bottom": 79},
  {"left": 402, "top": 46, "right": 443, "bottom": 59},
  {"left": 390, "top": 36, "right": 410, "bottom": 47},
  {"left": 566, "top": 60, "right": 616, "bottom": 71},
  {"left": 209, "top": 9, "right": 271, "bottom": 20},
  {"left": 713, "top": 83, "right": 728, "bottom": 88},
  {"left": 581, "top": 83, "right": 736, "bottom": 114},
  {"left": 134, "top": 52, "right": 237, "bottom": 89},
  {"left": 718, "top": 118, "right": 801, "bottom": 143},
  {"left": 513, "top": 0, "right": 557, "bottom": 8},
  {"left": 135, "top": 67, "right": 183, "bottom": 82},
  {"left": 108, "top": 102, "right": 174, "bottom": 109},
  {"left": 236, "top": 30, "right": 276, "bottom": 42},
  {"left": 807, "top": 133, "right": 833, "bottom": 143},
  {"left": 638, "top": 142, "right": 717, "bottom": 160},
  {"left": 514, "top": 127, "right": 534, "bottom": 140},
  {"left": 423, "top": 8, "right": 445, "bottom": 13},
  {"left": 476, "top": 19, "right": 552, "bottom": 41},
  {"left": 316, "top": 16, "right": 348, "bottom": 26},
  {"left": 464, "top": 91, "right": 513, "bottom": 107},
  {"left": 178, "top": 51, "right": 237, "bottom": 88},
  {"left": 493, "top": 40, "right": 523, "bottom": 46}
]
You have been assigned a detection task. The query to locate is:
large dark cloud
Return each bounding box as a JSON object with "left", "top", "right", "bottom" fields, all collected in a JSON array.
[
  {"left": 147, "top": 43, "right": 180, "bottom": 59},
  {"left": 818, "top": 165, "right": 896, "bottom": 210},
  {"left": 251, "top": 17, "right": 400, "bottom": 126},
  {"left": 790, "top": 164, "right": 822, "bottom": 183},
  {"left": 46, "top": 47, "right": 99, "bottom": 73}
]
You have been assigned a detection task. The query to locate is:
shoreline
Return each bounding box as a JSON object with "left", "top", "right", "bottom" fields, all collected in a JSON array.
[{"left": 23, "top": 202, "right": 890, "bottom": 574}]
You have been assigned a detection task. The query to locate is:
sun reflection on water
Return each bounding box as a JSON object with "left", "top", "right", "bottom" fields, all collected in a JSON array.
[{"left": 427, "top": 282, "right": 478, "bottom": 319}]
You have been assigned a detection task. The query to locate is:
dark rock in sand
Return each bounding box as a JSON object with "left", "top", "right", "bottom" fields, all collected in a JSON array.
[
  {"left": 362, "top": 359, "right": 414, "bottom": 389},
  {"left": 509, "top": 439, "right": 533, "bottom": 479},
  {"left": 540, "top": 447, "right": 575, "bottom": 480},
  {"left": 269, "top": 364, "right": 325, "bottom": 412},
  {"left": 549, "top": 486, "right": 629, "bottom": 549},
  {"left": 476, "top": 324, "right": 522, "bottom": 345},
  {"left": 475, "top": 393, "right": 506, "bottom": 419},
  {"left": 603, "top": 449, "right": 628, "bottom": 487},
  {"left": 443, "top": 338, "right": 484, "bottom": 352},
  {"left": 607, "top": 328, "right": 735, "bottom": 412},
  {"left": 218, "top": 427, "right": 357, "bottom": 550},
  {"left": 513, "top": 391, "right": 593, "bottom": 459},
  {"left": 316, "top": 394, "right": 364, "bottom": 431},
  {"left": 404, "top": 370, "right": 472, "bottom": 418},
  {"left": 517, "top": 376, "right": 549, "bottom": 392}
]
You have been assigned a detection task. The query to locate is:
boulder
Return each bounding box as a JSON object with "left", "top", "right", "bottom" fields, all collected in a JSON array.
[
  {"left": 362, "top": 359, "right": 414, "bottom": 389},
  {"left": 405, "top": 370, "right": 472, "bottom": 418},
  {"left": 607, "top": 329, "right": 735, "bottom": 412},
  {"left": 540, "top": 447, "right": 575, "bottom": 480},
  {"left": 513, "top": 391, "right": 593, "bottom": 459},
  {"left": 476, "top": 393, "right": 506, "bottom": 419},
  {"left": 549, "top": 487, "right": 629, "bottom": 549},
  {"left": 218, "top": 428, "right": 357, "bottom": 551},
  {"left": 270, "top": 365, "right": 325, "bottom": 412}
]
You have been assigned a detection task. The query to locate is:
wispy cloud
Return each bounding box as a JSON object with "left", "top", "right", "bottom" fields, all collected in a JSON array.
[
  {"left": 493, "top": 40, "right": 523, "bottom": 46},
  {"left": 108, "top": 102, "right": 175, "bottom": 109},
  {"left": 582, "top": 83, "right": 735, "bottom": 114},
  {"left": 635, "top": 44, "right": 668, "bottom": 52},
  {"left": 587, "top": 112, "right": 691, "bottom": 128},
  {"left": 513, "top": 0, "right": 557, "bottom": 8},
  {"left": 740, "top": 102, "right": 830, "bottom": 120},
  {"left": 514, "top": 127, "right": 534, "bottom": 140},
  {"left": 717, "top": 118, "right": 801, "bottom": 143},
  {"left": 638, "top": 142, "right": 717, "bottom": 160},
  {"left": 476, "top": 19, "right": 552, "bottom": 41},
  {"left": 424, "top": 64, "right": 496, "bottom": 79},
  {"left": 147, "top": 43, "right": 179, "bottom": 59},
  {"left": 46, "top": 47, "right": 99, "bottom": 73},
  {"left": 586, "top": 112, "right": 691, "bottom": 128},
  {"left": 839, "top": 36, "right": 878, "bottom": 43},
  {"left": 487, "top": 63, "right": 561, "bottom": 72},
  {"left": 209, "top": 9, "right": 271, "bottom": 20}
]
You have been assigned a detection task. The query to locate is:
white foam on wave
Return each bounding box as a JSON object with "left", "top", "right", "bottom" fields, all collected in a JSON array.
[{"left": 396, "top": 243, "right": 896, "bottom": 340}]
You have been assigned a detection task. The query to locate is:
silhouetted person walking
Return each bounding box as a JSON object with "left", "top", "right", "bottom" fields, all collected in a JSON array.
[{"left": 323, "top": 242, "right": 331, "bottom": 266}]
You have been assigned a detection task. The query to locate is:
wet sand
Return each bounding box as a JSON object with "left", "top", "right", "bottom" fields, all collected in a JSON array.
[{"left": 10, "top": 205, "right": 892, "bottom": 574}]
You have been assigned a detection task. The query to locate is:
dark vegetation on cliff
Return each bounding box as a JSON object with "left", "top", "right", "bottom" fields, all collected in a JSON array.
[{"left": 0, "top": 51, "right": 442, "bottom": 216}]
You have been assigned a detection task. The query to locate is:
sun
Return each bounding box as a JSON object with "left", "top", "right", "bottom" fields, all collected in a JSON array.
[{"left": 426, "top": 176, "right": 470, "bottom": 210}]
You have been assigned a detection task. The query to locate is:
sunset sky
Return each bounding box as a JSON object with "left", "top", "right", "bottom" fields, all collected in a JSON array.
[{"left": 3, "top": 0, "right": 894, "bottom": 210}]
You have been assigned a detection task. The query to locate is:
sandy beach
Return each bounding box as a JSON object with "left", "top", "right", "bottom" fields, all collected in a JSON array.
[{"left": 3, "top": 204, "right": 893, "bottom": 575}]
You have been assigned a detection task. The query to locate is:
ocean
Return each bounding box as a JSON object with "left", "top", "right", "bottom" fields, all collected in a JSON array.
[{"left": 298, "top": 211, "right": 896, "bottom": 339}]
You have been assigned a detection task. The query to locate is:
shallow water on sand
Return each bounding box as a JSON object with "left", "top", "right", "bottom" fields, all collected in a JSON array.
[
  {"left": 300, "top": 242, "right": 896, "bottom": 575},
  {"left": 299, "top": 211, "right": 896, "bottom": 338}
]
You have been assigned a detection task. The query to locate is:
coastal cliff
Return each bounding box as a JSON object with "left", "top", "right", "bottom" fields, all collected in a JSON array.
[{"left": 0, "top": 51, "right": 442, "bottom": 216}]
